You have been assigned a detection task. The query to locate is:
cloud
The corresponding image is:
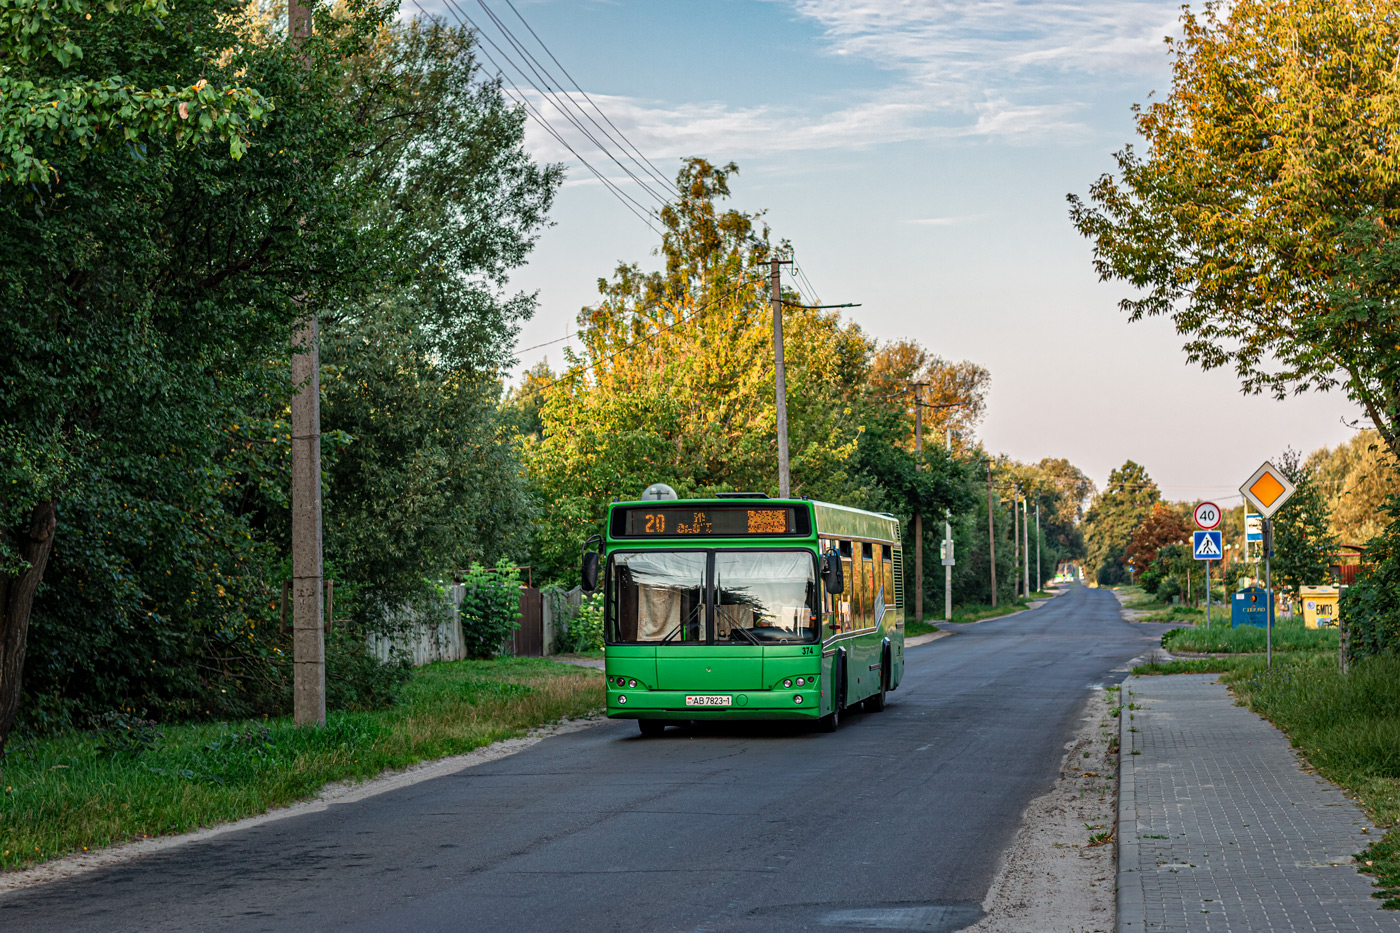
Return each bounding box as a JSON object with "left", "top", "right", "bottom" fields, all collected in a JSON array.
[{"left": 477, "top": 0, "right": 1185, "bottom": 175}]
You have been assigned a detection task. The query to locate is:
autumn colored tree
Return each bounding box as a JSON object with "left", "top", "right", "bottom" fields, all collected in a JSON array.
[
  {"left": 1070, "top": 0, "right": 1400, "bottom": 460},
  {"left": 1125, "top": 503, "right": 1191, "bottom": 579}
]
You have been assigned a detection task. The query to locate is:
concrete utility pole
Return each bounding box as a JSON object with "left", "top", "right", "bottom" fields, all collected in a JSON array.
[
  {"left": 1035, "top": 496, "right": 1041, "bottom": 593},
  {"left": 1022, "top": 496, "right": 1030, "bottom": 598},
  {"left": 771, "top": 257, "right": 791, "bottom": 499},
  {"left": 944, "top": 427, "right": 952, "bottom": 623},
  {"left": 1012, "top": 487, "right": 1020, "bottom": 599},
  {"left": 289, "top": 0, "right": 325, "bottom": 728},
  {"left": 913, "top": 385, "right": 922, "bottom": 625},
  {"left": 986, "top": 464, "right": 997, "bottom": 608}
]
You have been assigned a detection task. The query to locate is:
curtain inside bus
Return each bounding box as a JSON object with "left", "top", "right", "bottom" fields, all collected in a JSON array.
[{"left": 607, "top": 550, "right": 817, "bottom": 645}]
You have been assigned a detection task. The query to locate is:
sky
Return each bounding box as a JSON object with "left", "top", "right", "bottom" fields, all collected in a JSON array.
[{"left": 413, "top": 0, "right": 1368, "bottom": 509}]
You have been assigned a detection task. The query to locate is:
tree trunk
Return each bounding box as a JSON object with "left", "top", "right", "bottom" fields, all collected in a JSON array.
[{"left": 0, "top": 500, "right": 57, "bottom": 754}]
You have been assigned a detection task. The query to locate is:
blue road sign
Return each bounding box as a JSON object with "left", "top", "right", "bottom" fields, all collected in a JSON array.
[
  {"left": 1193, "top": 530, "right": 1223, "bottom": 560},
  {"left": 1245, "top": 511, "right": 1262, "bottom": 543}
]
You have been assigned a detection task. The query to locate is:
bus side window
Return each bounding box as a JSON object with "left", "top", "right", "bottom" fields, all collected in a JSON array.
[
  {"left": 882, "top": 550, "right": 894, "bottom": 624},
  {"left": 840, "top": 541, "right": 853, "bottom": 632},
  {"left": 862, "top": 544, "right": 877, "bottom": 628}
]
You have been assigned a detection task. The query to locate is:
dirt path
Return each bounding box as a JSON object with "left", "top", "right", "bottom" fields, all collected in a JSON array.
[{"left": 961, "top": 685, "right": 1120, "bottom": 933}]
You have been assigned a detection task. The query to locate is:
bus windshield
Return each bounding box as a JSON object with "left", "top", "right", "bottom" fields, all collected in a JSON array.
[{"left": 608, "top": 550, "right": 818, "bottom": 645}]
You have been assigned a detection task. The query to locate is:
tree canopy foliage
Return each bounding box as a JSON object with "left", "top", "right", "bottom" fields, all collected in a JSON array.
[
  {"left": 1, "top": 0, "right": 556, "bottom": 746},
  {"left": 1070, "top": 0, "right": 1400, "bottom": 460},
  {"left": 1082, "top": 461, "right": 1160, "bottom": 585},
  {"left": 515, "top": 159, "right": 981, "bottom": 589}
]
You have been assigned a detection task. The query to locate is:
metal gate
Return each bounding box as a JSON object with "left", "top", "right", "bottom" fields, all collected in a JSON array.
[{"left": 514, "top": 587, "right": 544, "bottom": 657}]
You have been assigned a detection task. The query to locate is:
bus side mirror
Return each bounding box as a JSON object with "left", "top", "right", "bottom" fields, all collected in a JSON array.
[
  {"left": 581, "top": 551, "right": 599, "bottom": 594},
  {"left": 821, "top": 552, "right": 843, "bottom": 595}
]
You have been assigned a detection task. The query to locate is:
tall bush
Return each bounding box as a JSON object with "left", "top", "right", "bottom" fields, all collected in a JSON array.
[
  {"left": 1340, "top": 497, "right": 1400, "bottom": 662},
  {"left": 458, "top": 561, "right": 521, "bottom": 659}
]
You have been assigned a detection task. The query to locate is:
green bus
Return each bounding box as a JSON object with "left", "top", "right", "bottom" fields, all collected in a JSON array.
[{"left": 581, "top": 489, "right": 906, "bottom": 736}]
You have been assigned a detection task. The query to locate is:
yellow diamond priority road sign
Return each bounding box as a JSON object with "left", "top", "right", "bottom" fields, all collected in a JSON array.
[{"left": 1240, "top": 461, "right": 1297, "bottom": 519}]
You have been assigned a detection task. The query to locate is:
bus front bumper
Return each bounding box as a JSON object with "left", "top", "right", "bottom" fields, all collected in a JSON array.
[{"left": 606, "top": 688, "right": 823, "bottom": 721}]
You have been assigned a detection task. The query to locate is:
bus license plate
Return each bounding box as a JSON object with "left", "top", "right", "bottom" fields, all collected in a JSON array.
[{"left": 685, "top": 695, "right": 731, "bottom": 707}]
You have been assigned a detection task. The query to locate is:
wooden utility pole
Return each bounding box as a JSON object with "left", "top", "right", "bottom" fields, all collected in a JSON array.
[
  {"left": 771, "top": 258, "right": 791, "bottom": 499},
  {"left": 913, "top": 385, "right": 922, "bottom": 626},
  {"left": 1035, "top": 496, "right": 1041, "bottom": 593},
  {"left": 289, "top": 0, "right": 324, "bottom": 728},
  {"left": 986, "top": 464, "right": 997, "bottom": 607}
]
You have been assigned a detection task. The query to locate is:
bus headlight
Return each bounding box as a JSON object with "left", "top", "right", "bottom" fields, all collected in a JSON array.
[
  {"left": 783, "top": 678, "right": 793, "bottom": 688},
  {"left": 794, "top": 695, "right": 803, "bottom": 704},
  {"left": 618, "top": 695, "right": 627, "bottom": 704},
  {"left": 796, "top": 677, "right": 806, "bottom": 687},
  {"left": 628, "top": 679, "right": 637, "bottom": 688}
]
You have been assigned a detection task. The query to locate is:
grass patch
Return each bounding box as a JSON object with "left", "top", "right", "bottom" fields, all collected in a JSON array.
[
  {"left": 905, "top": 620, "right": 939, "bottom": 637},
  {"left": 920, "top": 598, "right": 1038, "bottom": 627},
  {"left": 1163, "top": 619, "right": 1339, "bottom": 654},
  {"left": 1132, "top": 656, "right": 1264, "bottom": 676},
  {"left": 0, "top": 657, "right": 602, "bottom": 869},
  {"left": 1222, "top": 653, "right": 1400, "bottom": 909}
]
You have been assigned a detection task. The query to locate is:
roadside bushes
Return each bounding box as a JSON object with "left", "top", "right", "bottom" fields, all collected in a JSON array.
[
  {"left": 1340, "top": 498, "right": 1400, "bottom": 663},
  {"left": 458, "top": 561, "right": 521, "bottom": 659}
]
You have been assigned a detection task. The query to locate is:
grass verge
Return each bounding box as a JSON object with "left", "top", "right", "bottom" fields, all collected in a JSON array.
[
  {"left": 1162, "top": 619, "right": 1339, "bottom": 654},
  {"left": 1132, "top": 657, "right": 1263, "bottom": 676},
  {"left": 1217, "top": 652, "right": 1400, "bottom": 909},
  {"left": 918, "top": 597, "right": 1040, "bottom": 629},
  {"left": 0, "top": 657, "right": 603, "bottom": 870}
]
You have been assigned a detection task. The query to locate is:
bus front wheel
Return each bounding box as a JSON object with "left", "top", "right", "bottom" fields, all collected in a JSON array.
[{"left": 820, "top": 657, "right": 845, "bottom": 732}]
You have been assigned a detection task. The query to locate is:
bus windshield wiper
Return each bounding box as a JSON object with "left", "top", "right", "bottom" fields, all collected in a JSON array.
[{"left": 729, "top": 626, "right": 761, "bottom": 645}]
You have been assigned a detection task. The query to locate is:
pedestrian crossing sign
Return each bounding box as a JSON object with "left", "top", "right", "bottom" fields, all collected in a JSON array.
[{"left": 1193, "top": 530, "right": 1222, "bottom": 560}]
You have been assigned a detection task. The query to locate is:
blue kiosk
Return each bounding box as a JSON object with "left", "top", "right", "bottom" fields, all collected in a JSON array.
[{"left": 1232, "top": 585, "right": 1273, "bottom": 628}]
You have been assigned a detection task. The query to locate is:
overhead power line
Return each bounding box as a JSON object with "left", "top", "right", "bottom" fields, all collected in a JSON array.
[
  {"left": 517, "top": 271, "right": 769, "bottom": 399},
  {"left": 408, "top": 0, "right": 672, "bottom": 237},
  {"left": 499, "top": 0, "right": 675, "bottom": 194}
]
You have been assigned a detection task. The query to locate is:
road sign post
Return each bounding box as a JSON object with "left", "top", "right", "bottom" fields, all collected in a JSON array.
[
  {"left": 1194, "top": 503, "right": 1221, "bottom": 627},
  {"left": 1240, "top": 462, "right": 1297, "bottom": 667}
]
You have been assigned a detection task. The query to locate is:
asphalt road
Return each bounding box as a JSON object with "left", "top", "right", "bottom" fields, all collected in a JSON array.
[{"left": 1, "top": 584, "right": 1175, "bottom": 933}]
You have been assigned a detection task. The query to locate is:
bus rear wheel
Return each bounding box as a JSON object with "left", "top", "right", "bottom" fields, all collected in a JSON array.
[{"left": 638, "top": 719, "right": 666, "bottom": 737}]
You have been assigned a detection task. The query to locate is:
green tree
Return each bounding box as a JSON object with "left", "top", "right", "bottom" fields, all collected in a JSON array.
[
  {"left": 1270, "top": 448, "right": 1339, "bottom": 597},
  {"left": 320, "top": 18, "right": 559, "bottom": 623},
  {"left": 1, "top": 0, "right": 390, "bottom": 746},
  {"left": 523, "top": 159, "right": 874, "bottom": 583},
  {"left": 1070, "top": 0, "right": 1400, "bottom": 461},
  {"left": 1082, "top": 461, "right": 1160, "bottom": 585}
]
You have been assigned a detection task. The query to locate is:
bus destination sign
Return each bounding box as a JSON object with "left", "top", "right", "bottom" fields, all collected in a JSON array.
[{"left": 620, "top": 506, "right": 797, "bottom": 538}]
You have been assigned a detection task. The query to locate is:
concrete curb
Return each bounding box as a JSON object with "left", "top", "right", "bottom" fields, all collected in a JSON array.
[
  {"left": 1116, "top": 676, "right": 1143, "bottom": 933},
  {"left": 903, "top": 630, "right": 953, "bottom": 648}
]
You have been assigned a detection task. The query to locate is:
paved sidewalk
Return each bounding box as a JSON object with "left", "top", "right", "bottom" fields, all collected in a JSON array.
[{"left": 1117, "top": 673, "right": 1395, "bottom": 932}]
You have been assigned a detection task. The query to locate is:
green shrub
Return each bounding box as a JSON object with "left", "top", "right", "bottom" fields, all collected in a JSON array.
[
  {"left": 458, "top": 560, "right": 521, "bottom": 659},
  {"left": 87, "top": 710, "right": 163, "bottom": 760},
  {"left": 326, "top": 628, "right": 411, "bottom": 712},
  {"left": 1336, "top": 495, "right": 1400, "bottom": 663},
  {"left": 569, "top": 598, "right": 604, "bottom": 652}
]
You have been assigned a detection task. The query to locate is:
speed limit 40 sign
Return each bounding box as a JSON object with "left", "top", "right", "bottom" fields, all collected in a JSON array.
[{"left": 1194, "top": 501, "right": 1221, "bottom": 530}]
